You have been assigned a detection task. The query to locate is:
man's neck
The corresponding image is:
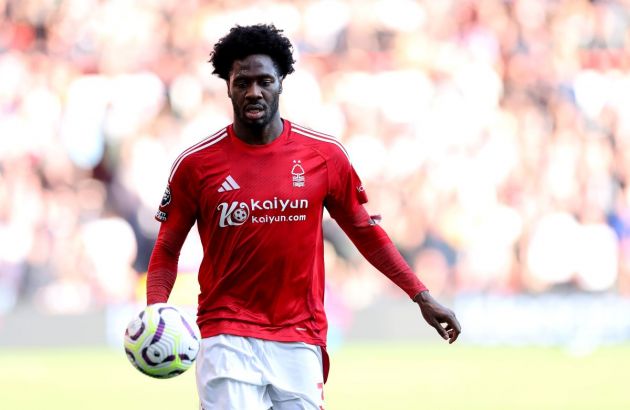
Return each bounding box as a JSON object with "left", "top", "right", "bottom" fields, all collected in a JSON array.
[{"left": 233, "top": 117, "right": 284, "bottom": 145}]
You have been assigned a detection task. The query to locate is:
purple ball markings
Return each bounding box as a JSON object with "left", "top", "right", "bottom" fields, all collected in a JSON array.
[{"left": 124, "top": 304, "right": 200, "bottom": 378}]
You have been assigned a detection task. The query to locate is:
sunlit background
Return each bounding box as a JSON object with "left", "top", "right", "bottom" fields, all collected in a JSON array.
[{"left": 1, "top": 0, "right": 630, "bottom": 409}]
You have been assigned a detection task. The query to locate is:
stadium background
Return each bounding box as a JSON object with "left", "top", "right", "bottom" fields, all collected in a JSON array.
[{"left": 1, "top": 0, "right": 630, "bottom": 408}]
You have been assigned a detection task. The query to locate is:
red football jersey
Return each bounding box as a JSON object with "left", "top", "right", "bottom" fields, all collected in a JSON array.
[{"left": 147, "top": 120, "right": 426, "bottom": 347}]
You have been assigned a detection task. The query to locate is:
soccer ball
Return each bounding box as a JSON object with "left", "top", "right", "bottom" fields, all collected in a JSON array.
[{"left": 124, "top": 303, "right": 201, "bottom": 379}]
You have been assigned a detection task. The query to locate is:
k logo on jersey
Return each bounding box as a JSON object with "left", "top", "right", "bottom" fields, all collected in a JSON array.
[{"left": 217, "top": 201, "right": 250, "bottom": 227}]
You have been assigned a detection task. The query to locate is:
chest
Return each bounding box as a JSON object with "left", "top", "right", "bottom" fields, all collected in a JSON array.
[{"left": 195, "top": 145, "right": 328, "bottom": 224}]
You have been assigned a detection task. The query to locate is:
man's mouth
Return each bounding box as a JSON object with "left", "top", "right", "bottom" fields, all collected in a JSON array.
[{"left": 245, "top": 105, "right": 265, "bottom": 120}]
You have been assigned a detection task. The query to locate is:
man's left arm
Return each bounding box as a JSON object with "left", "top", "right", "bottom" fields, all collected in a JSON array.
[
  {"left": 324, "top": 147, "right": 461, "bottom": 342},
  {"left": 332, "top": 207, "right": 461, "bottom": 343}
]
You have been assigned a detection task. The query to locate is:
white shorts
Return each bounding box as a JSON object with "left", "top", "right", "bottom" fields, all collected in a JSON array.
[{"left": 196, "top": 334, "right": 325, "bottom": 410}]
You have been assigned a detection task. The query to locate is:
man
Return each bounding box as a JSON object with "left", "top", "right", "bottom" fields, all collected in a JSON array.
[{"left": 147, "top": 24, "right": 461, "bottom": 410}]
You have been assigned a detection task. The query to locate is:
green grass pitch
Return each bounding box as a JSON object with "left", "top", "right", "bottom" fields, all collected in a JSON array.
[{"left": 1, "top": 343, "right": 628, "bottom": 409}]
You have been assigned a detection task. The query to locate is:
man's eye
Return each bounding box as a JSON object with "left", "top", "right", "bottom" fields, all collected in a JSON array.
[{"left": 261, "top": 79, "right": 273, "bottom": 86}]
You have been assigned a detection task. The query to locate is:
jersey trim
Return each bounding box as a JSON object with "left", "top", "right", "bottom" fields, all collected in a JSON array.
[
  {"left": 169, "top": 128, "right": 225, "bottom": 173},
  {"left": 291, "top": 123, "right": 350, "bottom": 162},
  {"left": 168, "top": 130, "right": 228, "bottom": 182}
]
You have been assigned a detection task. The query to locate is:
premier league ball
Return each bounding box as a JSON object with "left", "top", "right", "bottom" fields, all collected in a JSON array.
[{"left": 124, "top": 303, "right": 201, "bottom": 379}]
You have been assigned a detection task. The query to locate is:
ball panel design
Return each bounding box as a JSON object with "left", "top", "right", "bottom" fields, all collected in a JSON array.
[
  {"left": 125, "top": 311, "right": 145, "bottom": 341},
  {"left": 123, "top": 303, "right": 201, "bottom": 379}
]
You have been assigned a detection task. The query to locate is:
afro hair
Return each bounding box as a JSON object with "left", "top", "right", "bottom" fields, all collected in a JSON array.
[{"left": 209, "top": 24, "right": 296, "bottom": 81}]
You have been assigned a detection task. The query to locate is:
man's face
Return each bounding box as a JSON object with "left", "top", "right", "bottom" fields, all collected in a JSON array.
[{"left": 227, "top": 54, "right": 282, "bottom": 130}]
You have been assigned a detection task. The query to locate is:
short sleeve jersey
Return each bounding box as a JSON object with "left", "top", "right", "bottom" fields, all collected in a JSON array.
[{"left": 157, "top": 120, "right": 367, "bottom": 346}]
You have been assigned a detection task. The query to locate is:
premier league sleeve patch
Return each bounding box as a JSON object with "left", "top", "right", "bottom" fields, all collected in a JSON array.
[{"left": 160, "top": 185, "right": 172, "bottom": 208}]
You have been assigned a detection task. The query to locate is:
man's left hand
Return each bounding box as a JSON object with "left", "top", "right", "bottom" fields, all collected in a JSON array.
[{"left": 414, "top": 290, "right": 461, "bottom": 344}]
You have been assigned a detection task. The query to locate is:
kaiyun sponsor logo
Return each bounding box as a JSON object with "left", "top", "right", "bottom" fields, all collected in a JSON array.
[
  {"left": 250, "top": 197, "right": 308, "bottom": 211},
  {"left": 217, "top": 198, "right": 309, "bottom": 227}
]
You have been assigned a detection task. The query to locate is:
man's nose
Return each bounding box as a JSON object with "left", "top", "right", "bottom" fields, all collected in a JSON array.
[{"left": 246, "top": 83, "right": 263, "bottom": 99}]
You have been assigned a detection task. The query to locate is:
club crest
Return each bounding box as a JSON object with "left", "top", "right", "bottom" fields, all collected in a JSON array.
[{"left": 291, "top": 160, "right": 305, "bottom": 188}]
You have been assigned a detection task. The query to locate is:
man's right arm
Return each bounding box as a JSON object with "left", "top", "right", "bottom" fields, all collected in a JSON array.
[
  {"left": 146, "top": 224, "right": 190, "bottom": 304},
  {"left": 146, "top": 157, "right": 198, "bottom": 304}
]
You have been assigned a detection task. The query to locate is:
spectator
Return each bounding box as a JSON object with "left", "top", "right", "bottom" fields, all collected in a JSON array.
[{"left": 1, "top": 0, "right": 630, "bottom": 315}]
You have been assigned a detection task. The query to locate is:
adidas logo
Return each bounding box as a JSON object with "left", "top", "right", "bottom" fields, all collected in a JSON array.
[{"left": 218, "top": 175, "right": 240, "bottom": 192}]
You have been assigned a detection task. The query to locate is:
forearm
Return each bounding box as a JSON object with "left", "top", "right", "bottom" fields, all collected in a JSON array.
[
  {"left": 146, "top": 227, "right": 187, "bottom": 304},
  {"left": 336, "top": 215, "right": 427, "bottom": 299}
]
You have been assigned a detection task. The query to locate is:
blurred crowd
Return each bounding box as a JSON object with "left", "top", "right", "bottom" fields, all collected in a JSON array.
[{"left": 1, "top": 0, "right": 630, "bottom": 315}]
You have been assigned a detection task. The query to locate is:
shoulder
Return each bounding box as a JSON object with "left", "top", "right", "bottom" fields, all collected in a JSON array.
[
  {"left": 168, "top": 127, "right": 229, "bottom": 182},
  {"left": 288, "top": 121, "right": 351, "bottom": 165}
]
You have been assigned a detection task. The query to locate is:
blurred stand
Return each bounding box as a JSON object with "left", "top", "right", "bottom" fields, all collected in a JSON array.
[
  {"left": 2, "top": 291, "right": 630, "bottom": 353},
  {"left": 2, "top": 0, "right": 630, "bottom": 346}
]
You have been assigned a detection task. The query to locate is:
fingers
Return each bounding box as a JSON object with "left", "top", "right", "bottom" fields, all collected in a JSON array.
[
  {"left": 418, "top": 300, "right": 461, "bottom": 343},
  {"left": 447, "top": 328, "right": 459, "bottom": 344},
  {"left": 430, "top": 319, "right": 449, "bottom": 340},
  {"left": 443, "top": 315, "right": 461, "bottom": 344}
]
